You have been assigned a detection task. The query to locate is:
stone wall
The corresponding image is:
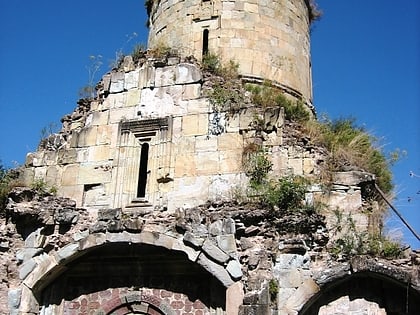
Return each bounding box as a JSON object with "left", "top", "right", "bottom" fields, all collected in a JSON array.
[
  {"left": 23, "top": 57, "right": 313, "bottom": 215},
  {"left": 147, "top": 0, "right": 313, "bottom": 103},
  {"left": 2, "top": 187, "right": 420, "bottom": 314}
]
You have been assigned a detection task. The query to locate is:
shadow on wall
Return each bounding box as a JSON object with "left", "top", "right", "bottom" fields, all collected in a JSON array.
[
  {"left": 300, "top": 272, "right": 420, "bottom": 315},
  {"left": 40, "top": 243, "right": 226, "bottom": 311}
]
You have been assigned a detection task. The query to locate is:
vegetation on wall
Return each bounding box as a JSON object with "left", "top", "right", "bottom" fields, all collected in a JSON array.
[
  {"left": 245, "top": 82, "right": 311, "bottom": 122},
  {"left": 304, "top": 117, "right": 393, "bottom": 193},
  {"left": 330, "top": 209, "right": 402, "bottom": 259},
  {"left": 241, "top": 145, "right": 310, "bottom": 213},
  {"left": 0, "top": 162, "right": 20, "bottom": 213},
  {"left": 202, "top": 53, "right": 244, "bottom": 113}
]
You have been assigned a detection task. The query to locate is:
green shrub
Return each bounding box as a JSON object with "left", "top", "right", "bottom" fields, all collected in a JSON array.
[
  {"left": 202, "top": 52, "right": 221, "bottom": 73},
  {"left": 268, "top": 279, "right": 279, "bottom": 302},
  {"left": 330, "top": 209, "right": 402, "bottom": 259},
  {"left": 31, "top": 177, "right": 48, "bottom": 195},
  {"left": 242, "top": 144, "right": 272, "bottom": 188},
  {"left": 263, "top": 176, "right": 307, "bottom": 211}
]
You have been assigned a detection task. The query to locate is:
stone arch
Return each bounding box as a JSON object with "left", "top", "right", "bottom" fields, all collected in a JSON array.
[
  {"left": 299, "top": 268, "right": 420, "bottom": 315},
  {"left": 20, "top": 231, "right": 241, "bottom": 314},
  {"left": 99, "top": 292, "right": 174, "bottom": 315}
]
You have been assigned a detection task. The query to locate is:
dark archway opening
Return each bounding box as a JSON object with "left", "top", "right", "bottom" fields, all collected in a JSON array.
[
  {"left": 300, "top": 272, "right": 420, "bottom": 315},
  {"left": 137, "top": 143, "right": 149, "bottom": 198},
  {"left": 41, "top": 243, "right": 226, "bottom": 310},
  {"left": 202, "top": 29, "right": 209, "bottom": 56}
]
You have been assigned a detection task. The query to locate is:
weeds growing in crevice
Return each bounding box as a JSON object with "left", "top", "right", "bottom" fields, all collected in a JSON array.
[
  {"left": 304, "top": 117, "right": 394, "bottom": 194},
  {"left": 245, "top": 81, "right": 310, "bottom": 122},
  {"left": 329, "top": 209, "right": 403, "bottom": 259}
]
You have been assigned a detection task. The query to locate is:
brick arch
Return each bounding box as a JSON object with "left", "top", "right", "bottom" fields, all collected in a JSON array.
[
  {"left": 299, "top": 270, "right": 420, "bottom": 315},
  {"left": 21, "top": 231, "right": 233, "bottom": 314},
  {"left": 25, "top": 230, "right": 233, "bottom": 300},
  {"left": 100, "top": 292, "right": 173, "bottom": 315}
]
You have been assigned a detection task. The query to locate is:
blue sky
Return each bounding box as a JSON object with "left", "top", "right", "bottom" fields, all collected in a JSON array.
[{"left": 0, "top": 1, "right": 419, "bottom": 248}]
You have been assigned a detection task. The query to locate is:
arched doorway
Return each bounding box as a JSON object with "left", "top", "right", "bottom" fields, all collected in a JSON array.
[
  {"left": 40, "top": 243, "right": 226, "bottom": 314},
  {"left": 300, "top": 272, "right": 420, "bottom": 315}
]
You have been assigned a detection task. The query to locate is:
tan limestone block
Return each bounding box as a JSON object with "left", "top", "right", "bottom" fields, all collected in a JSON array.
[
  {"left": 33, "top": 167, "right": 47, "bottom": 182},
  {"left": 218, "top": 132, "right": 243, "bottom": 151},
  {"left": 59, "top": 185, "right": 84, "bottom": 207},
  {"left": 284, "top": 278, "right": 320, "bottom": 313},
  {"left": 109, "top": 106, "right": 136, "bottom": 124},
  {"left": 219, "top": 151, "right": 242, "bottom": 173},
  {"left": 195, "top": 135, "right": 218, "bottom": 152},
  {"left": 77, "top": 164, "right": 111, "bottom": 185},
  {"left": 21, "top": 168, "right": 35, "bottom": 186},
  {"left": 138, "top": 64, "right": 156, "bottom": 89},
  {"left": 96, "top": 125, "right": 113, "bottom": 145},
  {"left": 271, "top": 150, "right": 289, "bottom": 174},
  {"left": 61, "top": 164, "right": 79, "bottom": 186},
  {"left": 42, "top": 151, "right": 58, "bottom": 166},
  {"left": 226, "top": 282, "right": 244, "bottom": 315},
  {"left": 77, "top": 127, "right": 97, "bottom": 147},
  {"left": 303, "top": 158, "right": 315, "bottom": 175},
  {"left": 155, "top": 66, "right": 176, "bottom": 87},
  {"left": 182, "top": 114, "right": 208, "bottom": 136},
  {"left": 173, "top": 136, "right": 196, "bottom": 154},
  {"left": 89, "top": 100, "right": 100, "bottom": 111},
  {"left": 186, "top": 98, "right": 209, "bottom": 114},
  {"left": 45, "top": 166, "right": 61, "bottom": 187},
  {"left": 107, "top": 92, "right": 127, "bottom": 109},
  {"left": 174, "top": 154, "right": 197, "bottom": 177},
  {"left": 288, "top": 158, "right": 303, "bottom": 175},
  {"left": 325, "top": 190, "right": 362, "bottom": 213},
  {"left": 126, "top": 88, "right": 141, "bottom": 107},
  {"left": 196, "top": 151, "right": 219, "bottom": 176},
  {"left": 87, "top": 145, "right": 111, "bottom": 162},
  {"left": 124, "top": 69, "right": 140, "bottom": 90},
  {"left": 90, "top": 110, "right": 109, "bottom": 126}
]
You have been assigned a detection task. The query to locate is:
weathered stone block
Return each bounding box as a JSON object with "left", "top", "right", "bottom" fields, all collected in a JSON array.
[
  {"left": 55, "top": 243, "right": 79, "bottom": 263},
  {"left": 155, "top": 66, "right": 176, "bottom": 87},
  {"left": 77, "top": 164, "right": 111, "bottom": 185},
  {"left": 217, "top": 234, "right": 237, "bottom": 254},
  {"left": 126, "top": 88, "right": 141, "bottom": 106},
  {"left": 197, "top": 253, "right": 233, "bottom": 287},
  {"left": 124, "top": 69, "right": 140, "bottom": 90},
  {"left": 182, "top": 83, "right": 201, "bottom": 100},
  {"left": 196, "top": 151, "right": 219, "bottom": 175},
  {"left": 110, "top": 72, "right": 125, "bottom": 93},
  {"left": 182, "top": 114, "right": 208, "bottom": 136},
  {"left": 202, "top": 239, "right": 230, "bottom": 264},
  {"left": 284, "top": 278, "right": 320, "bottom": 313},
  {"left": 19, "top": 259, "right": 36, "bottom": 280},
  {"left": 88, "top": 145, "right": 111, "bottom": 162},
  {"left": 8, "top": 288, "right": 21, "bottom": 315},
  {"left": 226, "top": 259, "right": 243, "bottom": 279},
  {"left": 176, "top": 63, "right": 202, "bottom": 84},
  {"left": 218, "top": 132, "right": 243, "bottom": 151}
]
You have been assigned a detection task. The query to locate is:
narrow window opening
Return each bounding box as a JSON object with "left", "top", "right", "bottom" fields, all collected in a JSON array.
[
  {"left": 137, "top": 143, "right": 149, "bottom": 198},
  {"left": 202, "top": 29, "right": 209, "bottom": 56}
]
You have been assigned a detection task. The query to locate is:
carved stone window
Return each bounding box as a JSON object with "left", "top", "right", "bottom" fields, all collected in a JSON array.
[{"left": 115, "top": 118, "right": 171, "bottom": 210}]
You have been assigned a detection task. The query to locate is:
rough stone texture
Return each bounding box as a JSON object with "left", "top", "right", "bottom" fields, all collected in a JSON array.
[
  {"left": 1, "top": 2, "right": 419, "bottom": 314},
  {"left": 148, "top": 0, "right": 314, "bottom": 104}
]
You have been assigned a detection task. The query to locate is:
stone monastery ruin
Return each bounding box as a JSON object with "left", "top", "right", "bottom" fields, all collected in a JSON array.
[{"left": 1, "top": 0, "right": 419, "bottom": 314}]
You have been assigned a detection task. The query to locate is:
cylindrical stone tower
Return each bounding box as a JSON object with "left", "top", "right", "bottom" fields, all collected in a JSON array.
[{"left": 146, "top": 0, "right": 314, "bottom": 104}]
